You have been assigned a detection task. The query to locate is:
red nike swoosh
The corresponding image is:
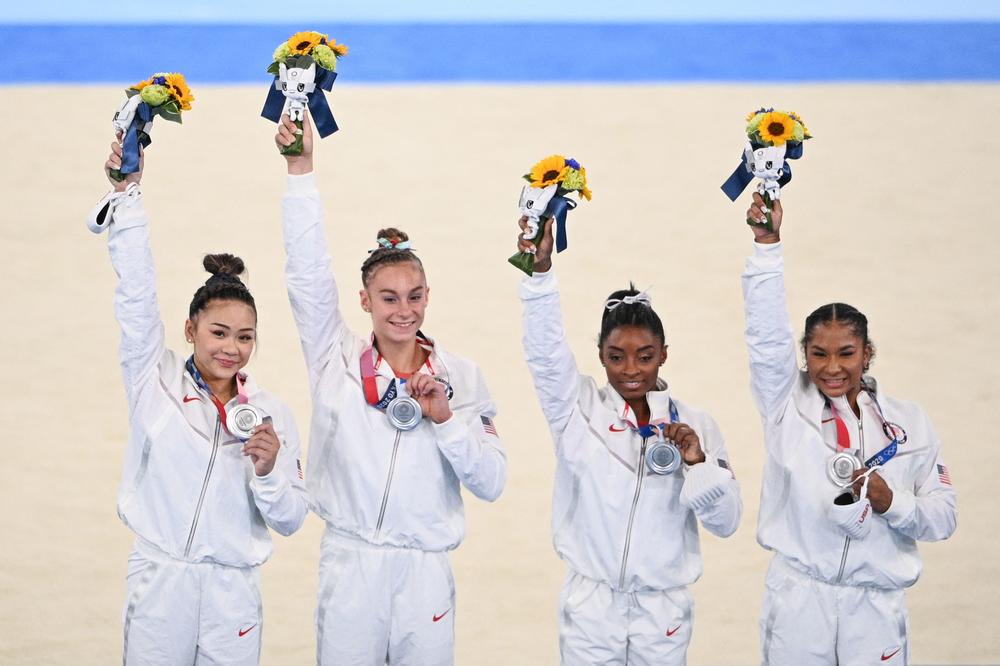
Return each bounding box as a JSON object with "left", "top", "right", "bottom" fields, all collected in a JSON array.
[
  {"left": 609, "top": 424, "right": 628, "bottom": 432},
  {"left": 432, "top": 609, "right": 450, "bottom": 622},
  {"left": 238, "top": 624, "right": 256, "bottom": 637},
  {"left": 881, "top": 647, "right": 901, "bottom": 661},
  {"left": 666, "top": 624, "right": 681, "bottom": 637},
  {"left": 183, "top": 395, "right": 202, "bottom": 403}
]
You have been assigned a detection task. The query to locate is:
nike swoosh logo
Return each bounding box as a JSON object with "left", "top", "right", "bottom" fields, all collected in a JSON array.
[
  {"left": 238, "top": 624, "right": 256, "bottom": 637},
  {"left": 881, "top": 647, "right": 901, "bottom": 661},
  {"left": 183, "top": 395, "right": 202, "bottom": 403},
  {"left": 666, "top": 624, "right": 681, "bottom": 637},
  {"left": 608, "top": 424, "right": 628, "bottom": 432},
  {"left": 432, "top": 609, "right": 450, "bottom": 622}
]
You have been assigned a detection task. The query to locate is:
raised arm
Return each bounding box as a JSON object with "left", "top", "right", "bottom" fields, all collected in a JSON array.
[
  {"left": 277, "top": 113, "right": 347, "bottom": 391},
  {"left": 517, "top": 219, "right": 582, "bottom": 439},
  {"left": 103, "top": 138, "right": 165, "bottom": 407},
  {"left": 741, "top": 195, "right": 798, "bottom": 418}
]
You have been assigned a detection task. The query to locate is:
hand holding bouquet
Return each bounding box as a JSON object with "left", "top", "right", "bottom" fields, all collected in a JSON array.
[
  {"left": 721, "top": 108, "right": 811, "bottom": 231},
  {"left": 108, "top": 73, "right": 194, "bottom": 182},
  {"left": 261, "top": 30, "right": 347, "bottom": 155},
  {"left": 509, "top": 155, "right": 592, "bottom": 275}
]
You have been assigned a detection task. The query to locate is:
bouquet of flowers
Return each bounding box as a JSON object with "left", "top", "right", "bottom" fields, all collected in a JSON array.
[
  {"left": 108, "top": 72, "right": 194, "bottom": 182},
  {"left": 509, "top": 155, "right": 592, "bottom": 275},
  {"left": 261, "top": 30, "right": 348, "bottom": 155},
  {"left": 721, "top": 108, "right": 812, "bottom": 231}
]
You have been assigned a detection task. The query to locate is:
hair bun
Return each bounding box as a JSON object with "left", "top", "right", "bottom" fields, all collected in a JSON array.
[
  {"left": 376, "top": 228, "right": 409, "bottom": 245},
  {"left": 203, "top": 253, "right": 246, "bottom": 278}
]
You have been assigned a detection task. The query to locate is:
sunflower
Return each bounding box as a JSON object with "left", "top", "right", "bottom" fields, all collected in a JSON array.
[
  {"left": 164, "top": 73, "right": 194, "bottom": 111},
  {"left": 787, "top": 111, "right": 812, "bottom": 139},
  {"left": 756, "top": 111, "right": 795, "bottom": 146},
  {"left": 330, "top": 41, "right": 349, "bottom": 57},
  {"left": 529, "top": 155, "right": 568, "bottom": 188},
  {"left": 287, "top": 31, "right": 328, "bottom": 55},
  {"left": 131, "top": 77, "right": 153, "bottom": 91}
]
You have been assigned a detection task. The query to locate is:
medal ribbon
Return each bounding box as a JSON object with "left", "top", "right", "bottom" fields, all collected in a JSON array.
[
  {"left": 632, "top": 400, "right": 680, "bottom": 438},
  {"left": 185, "top": 355, "right": 248, "bottom": 432},
  {"left": 823, "top": 390, "right": 904, "bottom": 467},
  {"left": 359, "top": 335, "right": 437, "bottom": 411}
]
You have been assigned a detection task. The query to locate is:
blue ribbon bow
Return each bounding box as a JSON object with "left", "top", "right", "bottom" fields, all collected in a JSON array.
[
  {"left": 544, "top": 195, "right": 577, "bottom": 253},
  {"left": 120, "top": 102, "right": 154, "bottom": 175},
  {"left": 261, "top": 68, "right": 339, "bottom": 138},
  {"left": 720, "top": 141, "right": 804, "bottom": 202}
]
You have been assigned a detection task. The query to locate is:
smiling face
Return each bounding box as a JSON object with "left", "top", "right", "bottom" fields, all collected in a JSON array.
[
  {"left": 360, "top": 262, "right": 428, "bottom": 347},
  {"left": 599, "top": 325, "right": 668, "bottom": 405},
  {"left": 805, "top": 320, "right": 872, "bottom": 406},
  {"left": 184, "top": 299, "right": 257, "bottom": 386}
]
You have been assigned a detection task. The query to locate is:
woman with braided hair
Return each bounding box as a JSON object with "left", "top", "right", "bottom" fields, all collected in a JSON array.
[
  {"left": 275, "top": 113, "right": 506, "bottom": 664},
  {"left": 516, "top": 217, "right": 742, "bottom": 665},
  {"left": 98, "top": 135, "right": 308, "bottom": 664}
]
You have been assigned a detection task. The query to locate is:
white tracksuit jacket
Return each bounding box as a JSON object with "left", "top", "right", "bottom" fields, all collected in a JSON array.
[
  {"left": 282, "top": 174, "right": 506, "bottom": 550},
  {"left": 109, "top": 192, "right": 309, "bottom": 567},
  {"left": 743, "top": 242, "right": 957, "bottom": 589},
  {"left": 520, "top": 270, "right": 742, "bottom": 593}
]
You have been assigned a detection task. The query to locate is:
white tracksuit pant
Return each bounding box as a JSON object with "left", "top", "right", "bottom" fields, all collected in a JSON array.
[
  {"left": 559, "top": 570, "right": 694, "bottom": 666},
  {"left": 123, "top": 541, "right": 263, "bottom": 665},
  {"left": 760, "top": 556, "right": 909, "bottom": 665},
  {"left": 316, "top": 529, "right": 455, "bottom": 665}
]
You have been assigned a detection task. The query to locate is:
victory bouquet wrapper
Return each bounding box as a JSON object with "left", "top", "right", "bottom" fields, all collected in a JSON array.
[
  {"left": 108, "top": 73, "right": 194, "bottom": 182},
  {"left": 721, "top": 108, "right": 812, "bottom": 231},
  {"left": 509, "top": 155, "right": 592, "bottom": 275},
  {"left": 261, "top": 31, "right": 347, "bottom": 155}
]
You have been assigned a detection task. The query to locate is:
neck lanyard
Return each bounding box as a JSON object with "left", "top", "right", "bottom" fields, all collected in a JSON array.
[
  {"left": 822, "top": 390, "right": 905, "bottom": 468},
  {"left": 359, "top": 335, "right": 435, "bottom": 410},
  {"left": 185, "top": 356, "right": 247, "bottom": 429},
  {"left": 626, "top": 399, "right": 679, "bottom": 438}
]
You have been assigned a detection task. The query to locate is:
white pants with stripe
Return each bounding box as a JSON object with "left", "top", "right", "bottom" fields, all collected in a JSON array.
[
  {"left": 122, "top": 539, "right": 262, "bottom": 665},
  {"left": 760, "top": 555, "right": 909, "bottom": 665},
  {"left": 316, "top": 528, "right": 455, "bottom": 666},
  {"left": 559, "top": 570, "right": 693, "bottom": 666}
]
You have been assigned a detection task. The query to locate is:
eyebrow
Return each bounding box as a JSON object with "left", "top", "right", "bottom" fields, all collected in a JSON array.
[{"left": 210, "top": 322, "right": 256, "bottom": 333}]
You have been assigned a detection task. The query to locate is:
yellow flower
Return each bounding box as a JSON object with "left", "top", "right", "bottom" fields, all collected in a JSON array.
[
  {"left": 131, "top": 77, "right": 153, "bottom": 91},
  {"left": 529, "top": 155, "right": 568, "bottom": 188},
  {"left": 330, "top": 41, "right": 349, "bottom": 57},
  {"left": 164, "top": 73, "right": 194, "bottom": 111},
  {"left": 756, "top": 111, "right": 795, "bottom": 146},
  {"left": 287, "top": 31, "right": 328, "bottom": 55},
  {"left": 788, "top": 111, "right": 812, "bottom": 139},
  {"left": 580, "top": 185, "right": 592, "bottom": 201}
]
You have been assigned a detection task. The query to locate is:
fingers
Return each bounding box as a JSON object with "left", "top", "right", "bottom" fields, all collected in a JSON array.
[
  {"left": 517, "top": 216, "right": 528, "bottom": 231},
  {"left": 407, "top": 374, "right": 442, "bottom": 398}
]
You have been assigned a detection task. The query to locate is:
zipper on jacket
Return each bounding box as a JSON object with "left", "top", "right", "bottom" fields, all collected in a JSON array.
[
  {"left": 184, "top": 417, "right": 222, "bottom": 558},
  {"left": 374, "top": 430, "right": 403, "bottom": 539},
  {"left": 618, "top": 436, "right": 649, "bottom": 589},
  {"left": 835, "top": 415, "right": 866, "bottom": 583}
]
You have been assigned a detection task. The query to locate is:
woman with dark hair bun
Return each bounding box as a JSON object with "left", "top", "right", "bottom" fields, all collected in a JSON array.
[
  {"left": 275, "top": 114, "right": 507, "bottom": 664},
  {"left": 97, "top": 136, "right": 308, "bottom": 664},
  {"left": 516, "top": 218, "right": 742, "bottom": 664},
  {"left": 741, "top": 193, "right": 957, "bottom": 664}
]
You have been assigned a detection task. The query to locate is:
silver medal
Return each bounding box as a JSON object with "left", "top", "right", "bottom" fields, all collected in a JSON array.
[
  {"left": 386, "top": 382, "right": 422, "bottom": 431},
  {"left": 645, "top": 437, "right": 681, "bottom": 475},
  {"left": 827, "top": 451, "right": 861, "bottom": 487},
  {"left": 227, "top": 403, "right": 264, "bottom": 440}
]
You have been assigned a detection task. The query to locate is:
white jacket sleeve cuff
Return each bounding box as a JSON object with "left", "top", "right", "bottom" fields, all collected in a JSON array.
[
  {"left": 882, "top": 484, "right": 917, "bottom": 528},
  {"left": 680, "top": 461, "right": 731, "bottom": 511},
  {"left": 286, "top": 172, "right": 317, "bottom": 196},
  {"left": 112, "top": 193, "right": 148, "bottom": 230},
  {"left": 519, "top": 268, "right": 558, "bottom": 298},
  {"left": 750, "top": 239, "right": 783, "bottom": 263},
  {"left": 432, "top": 413, "right": 467, "bottom": 445},
  {"left": 250, "top": 463, "right": 289, "bottom": 493}
]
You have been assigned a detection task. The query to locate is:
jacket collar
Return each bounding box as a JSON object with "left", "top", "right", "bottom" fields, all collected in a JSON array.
[{"left": 607, "top": 377, "right": 673, "bottom": 428}]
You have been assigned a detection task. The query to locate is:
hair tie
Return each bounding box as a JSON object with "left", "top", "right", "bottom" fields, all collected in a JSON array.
[
  {"left": 368, "top": 237, "right": 413, "bottom": 253},
  {"left": 604, "top": 291, "right": 652, "bottom": 311}
]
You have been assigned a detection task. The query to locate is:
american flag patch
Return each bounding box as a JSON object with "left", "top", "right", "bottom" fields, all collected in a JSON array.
[
  {"left": 937, "top": 463, "right": 951, "bottom": 486},
  {"left": 297, "top": 459, "right": 304, "bottom": 480},
  {"left": 480, "top": 415, "right": 498, "bottom": 437}
]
